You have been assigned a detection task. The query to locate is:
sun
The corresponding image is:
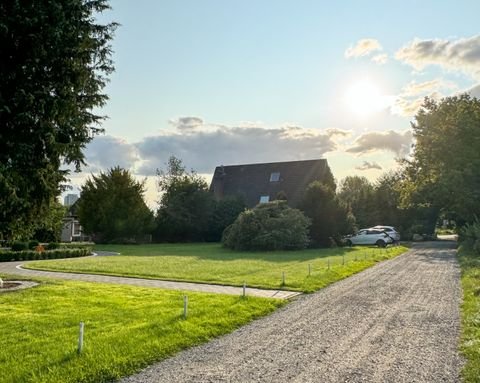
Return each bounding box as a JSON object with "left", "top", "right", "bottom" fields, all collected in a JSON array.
[{"left": 344, "top": 79, "right": 387, "bottom": 118}]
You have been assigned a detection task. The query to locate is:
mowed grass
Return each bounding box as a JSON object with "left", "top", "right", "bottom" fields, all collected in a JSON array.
[
  {"left": 458, "top": 246, "right": 480, "bottom": 382},
  {"left": 0, "top": 275, "right": 283, "bottom": 383},
  {"left": 26, "top": 243, "right": 409, "bottom": 293}
]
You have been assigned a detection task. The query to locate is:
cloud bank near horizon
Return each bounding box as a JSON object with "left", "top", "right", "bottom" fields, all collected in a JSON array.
[{"left": 80, "top": 118, "right": 412, "bottom": 178}]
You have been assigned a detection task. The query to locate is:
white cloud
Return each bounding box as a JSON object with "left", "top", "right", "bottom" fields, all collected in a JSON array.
[
  {"left": 135, "top": 122, "right": 338, "bottom": 175},
  {"left": 395, "top": 35, "right": 480, "bottom": 79},
  {"left": 168, "top": 116, "right": 205, "bottom": 131},
  {"left": 346, "top": 130, "right": 413, "bottom": 157},
  {"left": 391, "top": 79, "right": 458, "bottom": 117},
  {"left": 345, "top": 38, "right": 382, "bottom": 58},
  {"left": 400, "top": 79, "right": 458, "bottom": 97},
  {"left": 355, "top": 161, "right": 382, "bottom": 171},
  {"left": 83, "top": 135, "right": 140, "bottom": 173},
  {"left": 325, "top": 127, "right": 352, "bottom": 137},
  {"left": 466, "top": 84, "right": 480, "bottom": 99},
  {"left": 371, "top": 53, "right": 388, "bottom": 65}
]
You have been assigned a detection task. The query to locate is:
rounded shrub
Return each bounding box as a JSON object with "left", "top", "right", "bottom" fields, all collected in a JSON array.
[
  {"left": 11, "top": 241, "right": 28, "bottom": 251},
  {"left": 28, "top": 240, "right": 40, "bottom": 250},
  {"left": 222, "top": 201, "right": 311, "bottom": 251},
  {"left": 46, "top": 242, "right": 60, "bottom": 250}
]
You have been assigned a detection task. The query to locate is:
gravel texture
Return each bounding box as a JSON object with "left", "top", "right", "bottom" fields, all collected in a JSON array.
[{"left": 120, "top": 241, "right": 463, "bottom": 383}]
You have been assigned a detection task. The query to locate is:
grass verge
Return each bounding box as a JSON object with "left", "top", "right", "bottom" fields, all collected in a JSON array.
[
  {"left": 0, "top": 275, "right": 283, "bottom": 383},
  {"left": 457, "top": 246, "right": 480, "bottom": 382},
  {"left": 25, "top": 243, "right": 408, "bottom": 292}
]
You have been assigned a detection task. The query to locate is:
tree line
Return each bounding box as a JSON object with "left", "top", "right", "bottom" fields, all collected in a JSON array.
[{"left": 1, "top": 0, "right": 479, "bottom": 247}]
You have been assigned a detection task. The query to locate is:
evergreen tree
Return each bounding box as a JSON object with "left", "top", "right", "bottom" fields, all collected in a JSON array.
[{"left": 0, "top": 0, "right": 117, "bottom": 239}]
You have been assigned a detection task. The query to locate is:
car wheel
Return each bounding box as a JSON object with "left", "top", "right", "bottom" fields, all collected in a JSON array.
[
  {"left": 346, "top": 239, "right": 353, "bottom": 247},
  {"left": 376, "top": 239, "right": 386, "bottom": 248}
]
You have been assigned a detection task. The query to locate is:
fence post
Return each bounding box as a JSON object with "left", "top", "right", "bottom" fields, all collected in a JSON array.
[
  {"left": 78, "top": 322, "right": 84, "bottom": 354},
  {"left": 183, "top": 295, "right": 188, "bottom": 319}
]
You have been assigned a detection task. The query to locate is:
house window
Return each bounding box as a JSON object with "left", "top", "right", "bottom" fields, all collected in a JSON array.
[
  {"left": 259, "top": 195, "right": 270, "bottom": 203},
  {"left": 72, "top": 222, "right": 82, "bottom": 236},
  {"left": 269, "top": 172, "right": 280, "bottom": 182}
]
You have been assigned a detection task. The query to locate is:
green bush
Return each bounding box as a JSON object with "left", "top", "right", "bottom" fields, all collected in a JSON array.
[
  {"left": 28, "top": 240, "right": 40, "bottom": 249},
  {"left": 0, "top": 248, "right": 91, "bottom": 262},
  {"left": 11, "top": 241, "right": 28, "bottom": 251},
  {"left": 58, "top": 242, "right": 95, "bottom": 249},
  {"left": 222, "top": 201, "right": 311, "bottom": 251},
  {"left": 46, "top": 242, "right": 60, "bottom": 250},
  {"left": 460, "top": 218, "right": 480, "bottom": 254}
]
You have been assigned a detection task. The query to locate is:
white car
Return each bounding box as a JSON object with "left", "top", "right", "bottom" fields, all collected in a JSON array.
[
  {"left": 370, "top": 225, "right": 401, "bottom": 242},
  {"left": 345, "top": 228, "right": 394, "bottom": 248}
]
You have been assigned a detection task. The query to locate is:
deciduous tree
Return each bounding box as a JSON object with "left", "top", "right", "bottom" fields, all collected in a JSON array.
[
  {"left": 402, "top": 95, "right": 480, "bottom": 224},
  {"left": 155, "top": 156, "right": 214, "bottom": 242}
]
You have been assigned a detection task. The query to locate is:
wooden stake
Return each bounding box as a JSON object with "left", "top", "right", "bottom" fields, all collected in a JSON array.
[
  {"left": 78, "top": 322, "right": 84, "bottom": 354},
  {"left": 183, "top": 295, "right": 188, "bottom": 319}
]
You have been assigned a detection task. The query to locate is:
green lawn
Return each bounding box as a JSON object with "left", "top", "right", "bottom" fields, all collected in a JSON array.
[
  {"left": 25, "top": 243, "right": 408, "bottom": 293},
  {"left": 458, "top": 246, "right": 480, "bottom": 382},
  {"left": 0, "top": 275, "right": 283, "bottom": 383}
]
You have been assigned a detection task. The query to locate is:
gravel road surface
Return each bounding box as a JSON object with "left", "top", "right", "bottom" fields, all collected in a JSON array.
[{"left": 120, "top": 241, "right": 463, "bottom": 383}]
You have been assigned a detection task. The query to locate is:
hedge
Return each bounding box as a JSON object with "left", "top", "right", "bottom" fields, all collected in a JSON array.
[{"left": 0, "top": 248, "right": 91, "bottom": 262}]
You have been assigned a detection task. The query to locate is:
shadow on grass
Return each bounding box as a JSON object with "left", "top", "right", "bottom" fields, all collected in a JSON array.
[{"left": 94, "top": 243, "right": 374, "bottom": 263}]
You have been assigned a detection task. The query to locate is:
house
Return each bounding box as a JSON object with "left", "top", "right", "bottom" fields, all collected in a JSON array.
[
  {"left": 60, "top": 201, "right": 89, "bottom": 242},
  {"left": 210, "top": 159, "right": 334, "bottom": 208}
]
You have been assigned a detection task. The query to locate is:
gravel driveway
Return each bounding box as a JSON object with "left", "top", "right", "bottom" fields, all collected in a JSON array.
[{"left": 120, "top": 241, "right": 463, "bottom": 383}]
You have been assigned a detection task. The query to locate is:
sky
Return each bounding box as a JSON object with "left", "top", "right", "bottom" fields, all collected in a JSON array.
[{"left": 65, "top": 0, "right": 480, "bottom": 207}]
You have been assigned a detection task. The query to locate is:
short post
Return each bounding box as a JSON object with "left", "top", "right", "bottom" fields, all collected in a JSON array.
[
  {"left": 243, "top": 281, "right": 246, "bottom": 297},
  {"left": 282, "top": 271, "right": 285, "bottom": 286},
  {"left": 78, "top": 322, "right": 84, "bottom": 354},
  {"left": 0, "top": 278, "right": 3, "bottom": 289},
  {"left": 183, "top": 295, "right": 188, "bottom": 319},
  {"left": 308, "top": 264, "right": 311, "bottom": 276}
]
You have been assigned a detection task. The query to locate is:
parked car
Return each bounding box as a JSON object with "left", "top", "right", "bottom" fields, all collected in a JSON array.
[
  {"left": 344, "top": 228, "right": 394, "bottom": 248},
  {"left": 369, "top": 225, "right": 400, "bottom": 242}
]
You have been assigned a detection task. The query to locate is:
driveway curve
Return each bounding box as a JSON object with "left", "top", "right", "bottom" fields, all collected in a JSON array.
[
  {"left": 0, "top": 259, "right": 299, "bottom": 300},
  {"left": 120, "top": 241, "right": 463, "bottom": 383}
]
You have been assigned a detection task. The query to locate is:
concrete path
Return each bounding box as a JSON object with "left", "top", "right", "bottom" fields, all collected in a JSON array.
[
  {"left": 120, "top": 241, "right": 463, "bottom": 383},
  {"left": 0, "top": 260, "right": 300, "bottom": 300}
]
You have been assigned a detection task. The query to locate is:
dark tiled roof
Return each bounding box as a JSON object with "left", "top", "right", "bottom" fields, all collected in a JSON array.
[{"left": 210, "top": 159, "right": 332, "bottom": 208}]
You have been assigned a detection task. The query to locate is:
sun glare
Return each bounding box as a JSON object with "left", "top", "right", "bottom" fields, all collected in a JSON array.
[{"left": 344, "top": 80, "right": 388, "bottom": 118}]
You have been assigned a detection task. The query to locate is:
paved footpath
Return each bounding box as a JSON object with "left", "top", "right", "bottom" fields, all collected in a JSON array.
[
  {"left": 119, "top": 241, "right": 463, "bottom": 383},
  {"left": 0, "top": 259, "right": 299, "bottom": 300}
]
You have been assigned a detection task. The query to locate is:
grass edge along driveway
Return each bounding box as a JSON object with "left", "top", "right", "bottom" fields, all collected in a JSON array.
[
  {"left": 25, "top": 243, "right": 408, "bottom": 293},
  {"left": 0, "top": 275, "right": 284, "bottom": 383},
  {"left": 458, "top": 245, "right": 480, "bottom": 383}
]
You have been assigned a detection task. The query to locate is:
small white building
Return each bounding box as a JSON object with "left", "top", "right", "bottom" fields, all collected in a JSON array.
[{"left": 60, "top": 201, "right": 89, "bottom": 242}]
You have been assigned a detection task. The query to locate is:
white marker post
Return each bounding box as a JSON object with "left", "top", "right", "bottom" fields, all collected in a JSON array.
[
  {"left": 243, "top": 281, "right": 246, "bottom": 297},
  {"left": 183, "top": 295, "right": 188, "bottom": 319},
  {"left": 78, "top": 322, "right": 84, "bottom": 354}
]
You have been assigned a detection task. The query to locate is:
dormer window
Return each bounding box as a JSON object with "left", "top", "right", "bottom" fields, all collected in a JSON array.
[
  {"left": 270, "top": 172, "right": 280, "bottom": 182},
  {"left": 259, "top": 195, "right": 270, "bottom": 203}
]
